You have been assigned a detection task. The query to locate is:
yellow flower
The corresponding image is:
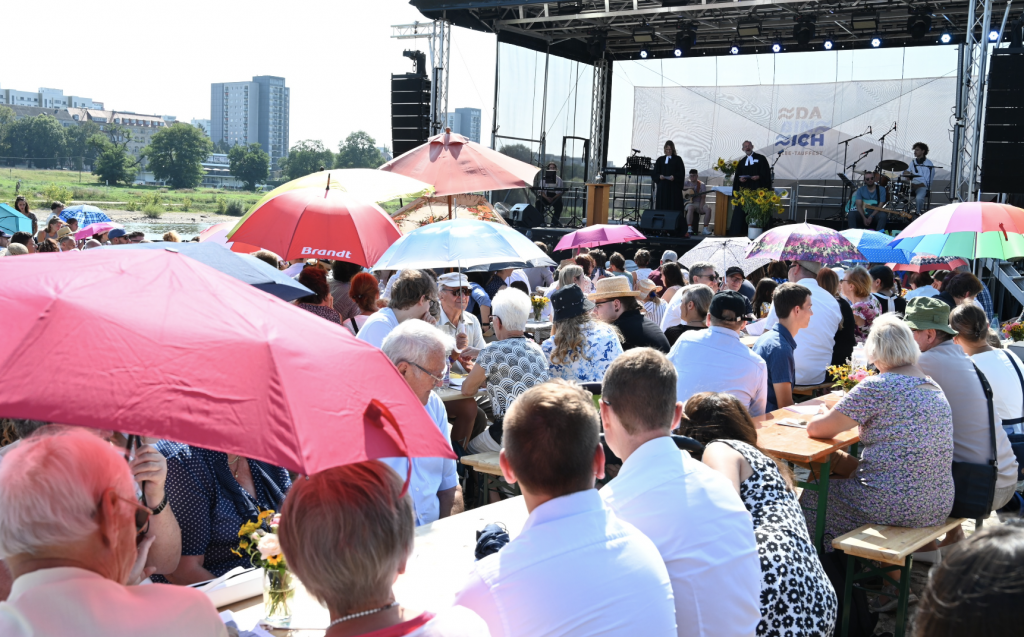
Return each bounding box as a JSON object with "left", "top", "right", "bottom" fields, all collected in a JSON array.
[
  {"left": 231, "top": 548, "right": 243, "bottom": 558},
  {"left": 239, "top": 539, "right": 250, "bottom": 549},
  {"left": 267, "top": 554, "right": 283, "bottom": 566},
  {"left": 258, "top": 509, "right": 275, "bottom": 522},
  {"left": 238, "top": 521, "right": 259, "bottom": 537}
]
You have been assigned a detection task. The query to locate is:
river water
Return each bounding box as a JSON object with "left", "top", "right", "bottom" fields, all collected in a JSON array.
[{"left": 119, "top": 221, "right": 209, "bottom": 241}]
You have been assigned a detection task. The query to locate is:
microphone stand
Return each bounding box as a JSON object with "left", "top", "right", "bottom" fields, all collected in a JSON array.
[
  {"left": 838, "top": 129, "right": 873, "bottom": 209},
  {"left": 771, "top": 151, "right": 784, "bottom": 185},
  {"left": 876, "top": 122, "right": 897, "bottom": 168}
]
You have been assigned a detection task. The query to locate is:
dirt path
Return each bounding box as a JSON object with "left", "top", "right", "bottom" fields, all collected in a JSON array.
[{"left": 105, "top": 210, "right": 240, "bottom": 225}]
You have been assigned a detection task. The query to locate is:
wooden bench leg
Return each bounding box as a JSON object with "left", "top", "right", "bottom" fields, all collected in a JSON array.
[
  {"left": 798, "top": 458, "right": 832, "bottom": 554},
  {"left": 841, "top": 552, "right": 855, "bottom": 637},
  {"left": 840, "top": 554, "right": 914, "bottom": 637},
  {"left": 894, "top": 558, "right": 913, "bottom": 637}
]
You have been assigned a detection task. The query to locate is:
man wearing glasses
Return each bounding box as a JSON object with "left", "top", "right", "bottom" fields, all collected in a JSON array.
[
  {"left": 660, "top": 261, "right": 719, "bottom": 331},
  {"left": 436, "top": 272, "right": 486, "bottom": 373}
]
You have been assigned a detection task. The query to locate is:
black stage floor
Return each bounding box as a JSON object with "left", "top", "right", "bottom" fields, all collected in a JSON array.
[{"left": 523, "top": 226, "right": 729, "bottom": 262}]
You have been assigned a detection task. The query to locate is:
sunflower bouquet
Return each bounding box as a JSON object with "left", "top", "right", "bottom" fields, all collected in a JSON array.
[
  {"left": 713, "top": 157, "right": 740, "bottom": 179},
  {"left": 732, "top": 188, "right": 786, "bottom": 227},
  {"left": 233, "top": 509, "right": 294, "bottom": 622},
  {"left": 826, "top": 363, "right": 876, "bottom": 393},
  {"left": 530, "top": 295, "right": 549, "bottom": 320}
]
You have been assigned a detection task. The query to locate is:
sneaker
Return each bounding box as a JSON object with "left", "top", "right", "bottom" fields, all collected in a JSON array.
[{"left": 702, "top": 227, "right": 712, "bottom": 235}]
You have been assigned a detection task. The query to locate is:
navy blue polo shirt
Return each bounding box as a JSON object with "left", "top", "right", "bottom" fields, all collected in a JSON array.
[{"left": 752, "top": 323, "right": 797, "bottom": 412}]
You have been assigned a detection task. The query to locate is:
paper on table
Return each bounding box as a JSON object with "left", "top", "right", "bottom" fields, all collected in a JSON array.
[
  {"left": 786, "top": 404, "right": 825, "bottom": 415},
  {"left": 447, "top": 376, "right": 465, "bottom": 389},
  {"left": 745, "top": 319, "right": 767, "bottom": 336}
]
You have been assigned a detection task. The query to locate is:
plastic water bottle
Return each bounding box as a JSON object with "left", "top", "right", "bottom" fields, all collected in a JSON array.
[{"left": 851, "top": 344, "right": 867, "bottom": 369}]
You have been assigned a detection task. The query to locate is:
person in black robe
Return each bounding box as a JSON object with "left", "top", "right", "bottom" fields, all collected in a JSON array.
[
  {"left": 653, "top": 140, "right": 685, "bottom": 211},
  {"left": 729, "top": 140, "right": 773, "bottom": 237}
]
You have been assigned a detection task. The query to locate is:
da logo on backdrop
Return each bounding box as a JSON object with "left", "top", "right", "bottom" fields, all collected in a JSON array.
[{"left": 775, "top": 105, "right": 829, "bottom": 149}]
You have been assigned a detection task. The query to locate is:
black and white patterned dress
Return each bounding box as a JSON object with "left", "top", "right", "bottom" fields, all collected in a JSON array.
[
  {"left": 713, "top": 439, "right": 837, "bottom": 637},
  {"left": 476, "top": 336, "right": 550, "bottom": 418}
]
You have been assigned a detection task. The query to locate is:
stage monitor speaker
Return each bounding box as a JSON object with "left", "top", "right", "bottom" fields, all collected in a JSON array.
[
  {"left": 982, "top": 53, "right": 1024, "bottom": 193},
  {"left": 508, "top": 203, "right": 544, "bottom": 228},
  {"left": 639, "top": 209, "right": 685, "bottom": 235}
]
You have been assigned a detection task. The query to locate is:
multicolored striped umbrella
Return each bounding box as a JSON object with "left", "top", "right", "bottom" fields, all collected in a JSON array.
[
  {"left": 887, "top": 201, "right": 1024, "bottom": 260},
  {"left": 745, "top": 223, "right": 865, "bottom": 264}
]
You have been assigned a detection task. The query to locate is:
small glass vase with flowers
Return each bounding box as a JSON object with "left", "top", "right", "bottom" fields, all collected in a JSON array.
[{"left": 232, "top": 509, "right": 294, "bottom": 626}]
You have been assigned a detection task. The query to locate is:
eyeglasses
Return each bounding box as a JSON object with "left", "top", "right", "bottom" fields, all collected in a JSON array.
[
  {"left": 444, "top": 287, "right": 471, "bottom": 297},
  {"left": 102, "top": 491, "right": 153, "bottom": 545},
  {"left": 594, "top": 300, "right": 615, "bottom": 307},
  {"left": 402, "top": 360, "right": 447, "bottom": 385}
]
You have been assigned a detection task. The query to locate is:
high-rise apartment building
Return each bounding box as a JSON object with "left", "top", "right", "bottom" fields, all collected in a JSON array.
[
  {"left": 191, "top": 119, "right": 212, "bottom": 138},
  {"left": 210, "top": 76, "right": 290, "bottom": 166},
  {"left": 445, "top": 107, "right": 481, "bottom": 143}
]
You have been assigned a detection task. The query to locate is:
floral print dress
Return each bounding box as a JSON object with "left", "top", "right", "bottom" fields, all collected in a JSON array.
[
  {"left": 846, "top": 295, "right": 881, "bottom": 343},
  {"left": 714, "top": 440, "right": 837, "bottom": 637},
  {"left": 542, "top": 322, "right": 623, "bottom": 383},
  {"left": 801, "top": 372, "right": 955, "bottom": 551}
]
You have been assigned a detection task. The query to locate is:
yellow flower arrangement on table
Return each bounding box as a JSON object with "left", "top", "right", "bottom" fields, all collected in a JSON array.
[
  {"left": 826, "top": 363, "right": 876, "bottom": 393},
  {"left": 733, "top": 188, "right": 787, "bottom": 228},
  {"left": 233, "top": 509, "right": 294, "bottom": 623},
  {"left": 713, "top": 157, "right": 740, "bottom": 179},
  {"left": 530, "top": 295, "right": 549, "bottom": 320}
]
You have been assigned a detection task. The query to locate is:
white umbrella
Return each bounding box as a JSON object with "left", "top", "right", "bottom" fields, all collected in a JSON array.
[{"left": 678, "top": 237, "right": 770, "bottom": 275}]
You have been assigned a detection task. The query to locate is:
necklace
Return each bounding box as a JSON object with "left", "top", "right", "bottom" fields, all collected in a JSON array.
[
  {"left": 227, "top": 455, "right": 241, "bottom": 478},
  {"left": 327, "top": 601, "right": 398, "bottom": 628}
]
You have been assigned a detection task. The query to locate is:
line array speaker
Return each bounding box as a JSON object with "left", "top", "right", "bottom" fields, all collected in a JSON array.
[
  {"left": 391, "top": 74, "right": 431, "bottom": 157},
  {"left": 982, "top": 52, "right": 1024, "bottom": 194}
]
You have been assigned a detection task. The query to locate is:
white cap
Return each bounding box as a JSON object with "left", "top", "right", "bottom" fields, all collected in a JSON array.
[
  {"left": 437, "top": 272, "right": 470, "bottom": 288},
  {"left": 832, "top": 267, "right": 846, "bottom": 280},
  {"left": 661, "top": 250, "right": 678, "bottom": 263}
]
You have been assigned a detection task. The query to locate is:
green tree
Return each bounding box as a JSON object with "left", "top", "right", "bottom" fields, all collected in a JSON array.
[
  {"left": 499, "top": 143, "right": 534, "bottom": 165},
  {"left": 89, "top": 134, "right": 138, "bottom": 186},
  {"left": 142, "top": 123, "right": 213, "bottom": 189},
  {"left": 228, "top": 143, "right": 270, "bottom": 191},
  {"left": 279, "top": 139, "right": 335, "bottom": 181},
  {"left": 65, "top": 121, "right": 102, "bottom": 170},
  {"left": 335, "top": 131, "right": 384, "bottom": 169},
  {"left": 214, "top": 139, "right": 233, "bottom": 154}
]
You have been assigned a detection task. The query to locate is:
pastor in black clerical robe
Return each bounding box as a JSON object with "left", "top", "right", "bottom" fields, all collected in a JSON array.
[
  {"left": 729, "top": 152, "right": 773, "bottom": 236},
  {"left": 653, "top": 154, "right": 685, "bottom": 211}
]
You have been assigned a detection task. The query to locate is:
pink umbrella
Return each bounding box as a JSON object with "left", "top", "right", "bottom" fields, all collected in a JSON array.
[
  {"left": 0, "top": 249, "right": 454, "bottom": 479},
  {"left": 554, "top": 224, "right": 647, "bottom": 252},
  {"left": 75, "top": 221, "right": 122, "bottom": 240},
  {"left": 380, "top": 129, "right": 540, "bottom": 217},
  {"left": 198, "top": 221, "right": 261, "bottom": 254},
  {"left": 887, "top": 254, "right": 969, "bottom": 273}
]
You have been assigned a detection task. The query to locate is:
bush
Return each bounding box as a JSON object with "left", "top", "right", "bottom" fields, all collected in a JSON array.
[
  {"left": 225, "top": 200, "right": 245, "bottom": 216},
  {"left": 125, "top": 199, "right": 140, "bottom": 212},
  {"left": 43, "top": 183, "right": 72, "bottom": 206},
  {"left": 142, "top": 203, "right": 163, "bottom": 218},
  {"left": 140, "top": 192, "right": 162, "bottom": 207},
  {"left": 158, "top": 187, "right": 169, "bottom": 193},
  {"left": 180, "top": 197, "right": 193, "bottom": 212},
  {"left": 216, "top": 199, "right": 227, "bottom": 214},
  {"left": 72, "top": 187, "right": 104, "bottom": 201}
]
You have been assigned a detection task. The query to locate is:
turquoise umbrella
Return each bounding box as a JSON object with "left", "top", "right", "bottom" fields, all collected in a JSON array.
[{"left": 0, "top": 203, "right": 32, "bottom": 236}]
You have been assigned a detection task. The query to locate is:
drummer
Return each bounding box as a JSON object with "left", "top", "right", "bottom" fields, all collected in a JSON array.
[
  {"left": 902, "top": 142, "right": 934, "bottom": 214},
  {"left": 847, "top": 170, "right": 888, "bottom": 232}
]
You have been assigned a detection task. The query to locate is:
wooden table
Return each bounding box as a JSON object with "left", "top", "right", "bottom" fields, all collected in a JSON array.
[
  {"left": 525, "top": 320, "right": 552, "bottom": 344},
  {"left": 755, "top": 392, "right": 856, "bottom": 552},
  {"left": 740, "top": 334, "right": 758, "bottom": 348},
  {"left": 221, "top": 497, "right": 530, "bottom": 634},
  {"left": 460, "top": 451, "right": 520, "bottom": 503},
  {"left": 434, "top": 387, "right": 486, "bottom": 403}
]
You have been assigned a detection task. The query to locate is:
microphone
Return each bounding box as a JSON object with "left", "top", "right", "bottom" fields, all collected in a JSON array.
[
  {"left": 867, "top": 126, "right": 872, "bottom": 134},
  {"left": 893, "top": 121, "right": 897, "bottom": 132},
  {"left": 632, "top": 148, "right": 642, "bottom": 153},
  {"left": 778, "top": 149, "right": 784, "bottom": 156},
  {"left": 864, "top": 148, "right": 874, "bottom": 155}
]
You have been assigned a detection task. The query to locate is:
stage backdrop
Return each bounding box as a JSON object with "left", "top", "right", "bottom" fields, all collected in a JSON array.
[{"left": 631, "top": 77, "right": 954, "bottom": 182}]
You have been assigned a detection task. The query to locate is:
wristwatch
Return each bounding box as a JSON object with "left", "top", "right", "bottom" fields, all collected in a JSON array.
[{"left": 150, "top": 494, "right": 168, "bottom": 516}]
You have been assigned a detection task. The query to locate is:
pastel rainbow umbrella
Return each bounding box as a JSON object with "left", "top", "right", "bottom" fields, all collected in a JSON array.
[{"left": 887, "top": 201, "right": 1024, "bottom": 260}]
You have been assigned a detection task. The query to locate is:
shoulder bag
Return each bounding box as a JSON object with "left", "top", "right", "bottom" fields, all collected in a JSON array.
[
  {"left": 1002, "top": 353, "right": 1024, "bottom": 480},
  {"left": 949, "top": 364, "right": 998, "bottom": 519}
]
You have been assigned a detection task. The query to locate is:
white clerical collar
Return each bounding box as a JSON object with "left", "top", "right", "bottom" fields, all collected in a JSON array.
[{"left": 744, "top": 154, "right": 756, "bottom": 166}]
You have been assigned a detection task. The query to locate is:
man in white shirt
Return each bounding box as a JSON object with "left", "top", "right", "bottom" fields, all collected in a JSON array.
[
  {"left": 0, "top": 429, "right": 227, "bottom": 637},
  {"left": 669, "top": 291, "right": 769, "bottom": 415},
  {"left": 381, "top": 320, "right": 462, "bottom": 525},
  {"left": 764, "top": 260, "right": 841, "bottom": 385},
  {"left": 435, "top": 272, "right": 487, "bottom": 372},
  {"left": 454, "top": 381, "right": 677, "bottom": 637},
  {"left": 662, "top": 262, "right": 718, "bottom": 330},
  {"left": 905, "top": 272, "right": 940, "bottom": 300},
  {"left": 600, "top": 349, "right": 761, "bottom": 637},
  {"left": 357, "top": 269, "right": 437, "bottom": 349}
]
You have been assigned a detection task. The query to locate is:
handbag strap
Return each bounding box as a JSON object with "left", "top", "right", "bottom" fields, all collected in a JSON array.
[
  {"left": 1004, "top": 352, "right": 1024, "bottom": 426},
  {"left": 349, "top": 316, "right": 360, "bottom": 335},
  {"left": 972, "top": 363, "right": 998, "bottom": 466}
]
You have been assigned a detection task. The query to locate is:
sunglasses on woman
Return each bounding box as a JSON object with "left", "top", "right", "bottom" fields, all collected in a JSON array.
[{"left": 102, "top": 491, "right": 153, "bottom": 545}]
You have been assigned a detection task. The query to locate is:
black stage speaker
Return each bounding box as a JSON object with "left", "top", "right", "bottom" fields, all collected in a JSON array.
[
  {"left": 508, "top": 203, "right": 544, "bottom": 228},
  {"left": 982, "top": 52, "right": 1024, "bottom": 193},
  {"left": 639, "top": 209, "right": 685, "bottom": 235},
  {"left": 391, "top": 74, "right": 431, "bottom": 157}
]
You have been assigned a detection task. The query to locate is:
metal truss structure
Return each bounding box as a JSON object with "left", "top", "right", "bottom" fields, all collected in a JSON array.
[{"left": 392, "top": 20, "right": 451, "bottom": 136}]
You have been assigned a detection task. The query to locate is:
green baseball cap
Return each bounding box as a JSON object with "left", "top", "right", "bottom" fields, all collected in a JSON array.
[{"left": 904, "top": 297, "right": 957, "bottom": 334}]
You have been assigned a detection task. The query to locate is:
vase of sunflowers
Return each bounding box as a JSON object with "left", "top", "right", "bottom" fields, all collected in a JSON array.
[
  {"left": 530, "top": 295, "right": 549, "bottom": 321},
  {"left": 233, "top": 509, "right": 294, "bottom": 626},
  {"left": 732, "top": 188, "right": 786, "bottom": 239},
  {"left": 712, "top": 157, "right": 740, "bottom": 184}
]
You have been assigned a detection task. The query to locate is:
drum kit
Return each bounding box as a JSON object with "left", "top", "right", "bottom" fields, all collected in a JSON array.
[{"left": 850, "top": 158, "right": 942, "bottom": 223}]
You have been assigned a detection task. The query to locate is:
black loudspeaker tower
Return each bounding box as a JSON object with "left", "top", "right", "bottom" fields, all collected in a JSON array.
[
  {"left": 982, "top": 52, "right": 1024, "bottom": 194},
  {"left": 392, "top": 53, "right": 431, "bottom": 158},
  {"left": 508, "top": 203, "right": 544, "bottom": 228},
  {"left": 639, "top": 209, "right": 686, "bottom": 236}
]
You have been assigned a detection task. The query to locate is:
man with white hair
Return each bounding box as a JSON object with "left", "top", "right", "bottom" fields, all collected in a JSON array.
[
  {"left": 0, "top": 428, "right": 226, "bottom": 636},
  {"left": 381, "top": 320, "right": 462, "bottom": 525},
  {"left": 461, "top": 289, "right": 550, "bottom": 454}
]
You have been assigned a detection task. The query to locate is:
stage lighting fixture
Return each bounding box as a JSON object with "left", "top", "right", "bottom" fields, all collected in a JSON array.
[
  {"left": 674, "top": 26, "right": 697, "bottom": 57},
  {"left": 793, "top": 16, "right": 816, "bottom": 46},
  {"left": 639, "top": 47, "right": 650, "bottom": 59},
  {"left": 633, "top": 26, "right": 655, "bottom": 43},
  {"left": 939, "top": 31, "right": 953, "bottom": 44},
  {"left": 730, "top": 44, "right": 741, "bottom": 55},
  {"left": 587, "top": 33, "right": 607, "bottom": 59},
  {"left": 822, "top": 35, "right": 835, "bottom": 50},
  {"left": 906, "top": 11, "right": 932, "bottom": 39},
  {"left": 870, "top": 36, "right": 882, "bottom": 48},
  {"left": 771, "top": 41, "right": 783, "bottom": 53},
  {"left": 737, "top": 20, "right": 762, "bottom": 38},
  {"left": 852, "top": 10, "right": 879, "bottom": 31},
  {"left": 989, "top": 29, "right": 1000, "bottom": 41}
]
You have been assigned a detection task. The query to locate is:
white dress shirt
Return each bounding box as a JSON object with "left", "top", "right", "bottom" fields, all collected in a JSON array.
[
  {"left": 356, "top": 307, "right": 401, "bottom": 349},
  {"left": 904, "top": 285, "right": 939, "bottom": 300},
  {"left": 660, "top": 289, "right": 687, "bottom": 331},
  {"left": 668, "top": 326, "right": 769, "bottom": 416},
  {"left": 601, "top": 437, "right": 761, "bottom": 637},
  {"left": 454, "top": 489, "right": 676, "bottom": 637},
  {"left": 380, "top": 392, "right": 459, "bottom": 526},
  {"left": 437, "top": 309, "right": 487, "bottom": 369},
  {"left": 504, "top": 269, "right": 531, "bottom": 293},
  {"left": 972, "top": 349, "right": 1024, "bottom": 435},
  {"left": 764, "top": 278, "right": 841, "bottom": 385},
  {"left": 0, "top": 566, "right": 228, "bottom": 637}
]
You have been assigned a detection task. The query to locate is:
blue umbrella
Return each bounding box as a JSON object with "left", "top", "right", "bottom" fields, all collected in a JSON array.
[
  {"left": 371, "top": 218, "right": 556, "bottom": 272},
  {"left": 60, "top": 204, "right": 111, "bottom": 226},
  {"left": 840, "top": 229, "right": 911, "bottom": 264},
  {"left": 100, "top": 242, "right": 312, "bottom": 302},
  {"left": 0, "top": 203, "right": 32, "bottom": 236}
]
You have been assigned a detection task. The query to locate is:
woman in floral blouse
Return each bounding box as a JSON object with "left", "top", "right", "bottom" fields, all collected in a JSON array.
[
  {"left": 841, "top": 266, "right": 880, "bottom": 343},
  {"left": 542, "top": 285, "right": 623, "bottom": 383}
]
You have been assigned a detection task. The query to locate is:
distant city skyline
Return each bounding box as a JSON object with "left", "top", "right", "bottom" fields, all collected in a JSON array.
[{"left": 211, "top": 76, "right": 290, "bottom": 166}]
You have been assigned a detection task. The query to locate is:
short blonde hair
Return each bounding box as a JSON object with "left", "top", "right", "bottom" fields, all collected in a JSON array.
[
  {"left": 844, "top": 266, "right": 872, "bottom": 298},
  {"left": 865, "top": 313, "right": 919, "bottom": 368},
  {"left": 278, "top": 462, "right": 414, "bottom": 613},
  {"left": 558, "top": 265, "right": 584, "bottom": 288}
]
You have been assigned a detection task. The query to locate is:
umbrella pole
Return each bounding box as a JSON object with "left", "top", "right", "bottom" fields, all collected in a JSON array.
[{"left": 448, "top": 195, "right": 453, "bottom": 220}]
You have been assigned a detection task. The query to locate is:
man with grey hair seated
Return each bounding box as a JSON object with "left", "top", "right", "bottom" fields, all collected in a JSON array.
[
  {"left": 661, "top": 262, "right": 718, "bottom": 330},
  {"left": 381, "top": 320, "right": 462, "bottom": 525},
  {"left": 663, "top": 284, "right": 714, "bottom": 346},
  {"left": 460, "top": 289, "right": 550, "bottom": 454},
  {"left": 0, "top": 428, "right": 226, "bottom": 636}
]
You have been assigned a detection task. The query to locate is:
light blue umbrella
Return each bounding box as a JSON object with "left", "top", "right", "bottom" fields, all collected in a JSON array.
[
  {"left": 100, "top": 242, "right": 312, "bottom": 302},
  {"left": 0, "top": 203, "right": 32, "bottom": 235},
  {"left": 840, "top": 229, "right": 911, "bottom": 264},
  {"left": 60, "top": 204, "right": 111, "bottom": 226},
  {"left": 371, "top": 219, "right": 556, "bottom": 272}
]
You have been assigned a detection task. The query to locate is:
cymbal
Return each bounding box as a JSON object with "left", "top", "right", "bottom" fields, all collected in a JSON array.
[{"left": 877, "top": 159, "right": 909, "bottom": 172}]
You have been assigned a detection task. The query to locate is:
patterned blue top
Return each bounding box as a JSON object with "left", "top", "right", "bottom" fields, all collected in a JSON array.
[
  {"left": 477, "top": 337, "right": 550, "bottom": 418},
  {"left": 542, "top": 322, "right": 624, "bottom": 383}
]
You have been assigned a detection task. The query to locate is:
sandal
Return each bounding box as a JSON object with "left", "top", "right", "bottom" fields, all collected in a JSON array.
[{"left": 869, "top": 584, "right": 918, "bottom": 613}]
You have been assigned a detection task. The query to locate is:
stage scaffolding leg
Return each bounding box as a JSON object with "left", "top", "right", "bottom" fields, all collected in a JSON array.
[
  {"left": 952, "top": 0, "right": 995, "bottom": 203},
  {"left": 588, "top": 57, "right": 611, "bottom": 184}
]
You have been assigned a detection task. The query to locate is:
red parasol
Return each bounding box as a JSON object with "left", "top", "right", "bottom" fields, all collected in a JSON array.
[{"left": 0, "top": 250, "right": 454, "bottom": 477}]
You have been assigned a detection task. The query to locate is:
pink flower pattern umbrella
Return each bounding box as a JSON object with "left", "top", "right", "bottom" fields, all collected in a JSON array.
[{"left": 745, "top": 223, "right": 865, "bottom": 264}]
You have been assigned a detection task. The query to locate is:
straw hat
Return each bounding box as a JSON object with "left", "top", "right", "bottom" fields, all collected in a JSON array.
[
  {"left": 636, "top": 278, "right": 662, "bottom": 296},
  {"left": 588, "top": 276, "right": 644, "bottom": 301}
]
